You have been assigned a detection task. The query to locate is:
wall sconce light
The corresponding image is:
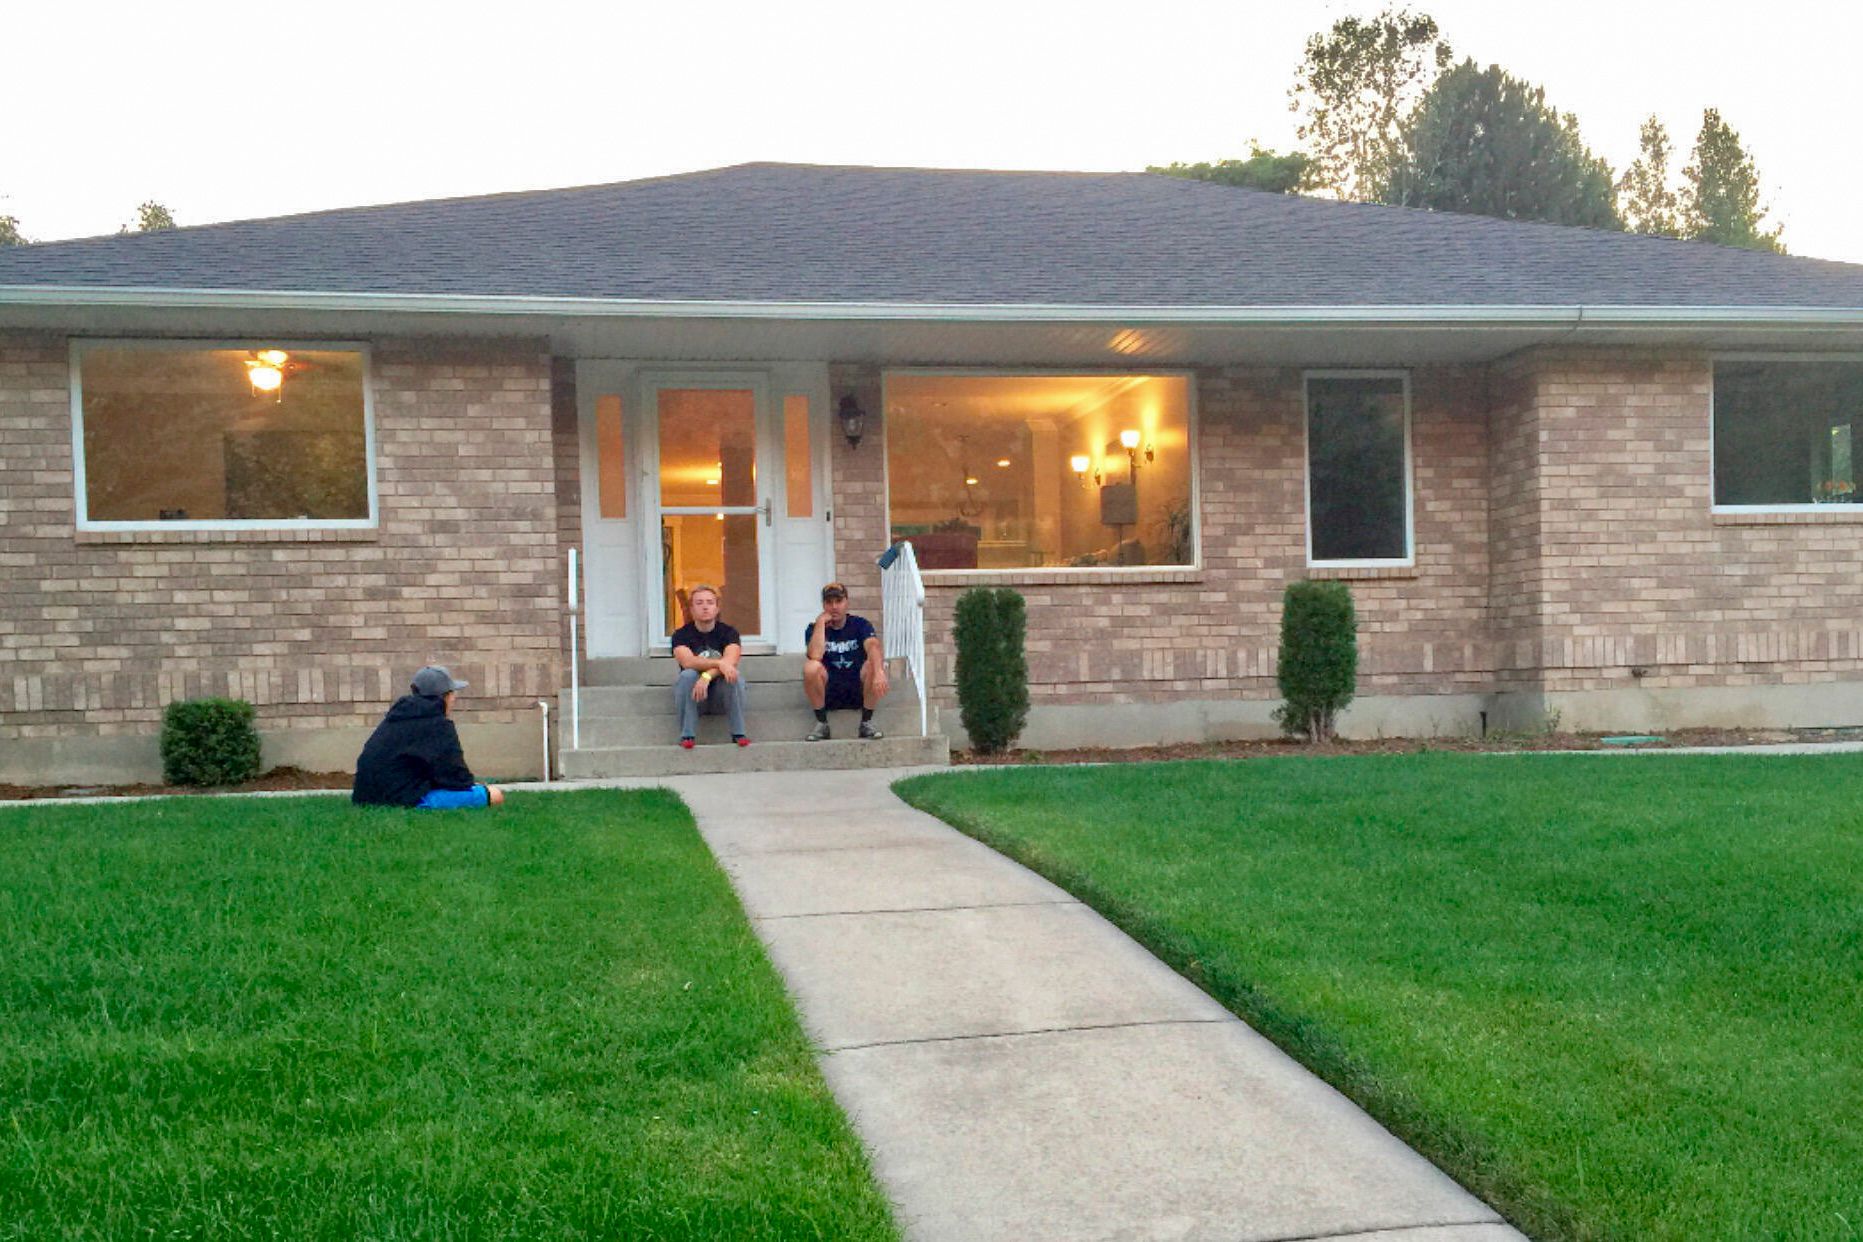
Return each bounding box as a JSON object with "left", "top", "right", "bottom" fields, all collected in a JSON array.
[
  {"left": 836, "top": 395, "right": 868, "bottom": 449},
  {"left": 1071, "top": 454, "right": 1104, "bottom": 488},
  {"left": 1119, "top": 428, "right": 1155, "bottom": 467}
]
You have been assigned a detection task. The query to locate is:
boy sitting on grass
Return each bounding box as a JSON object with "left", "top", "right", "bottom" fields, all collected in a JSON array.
[{"left": 353, "top": 665, "right": 506, "bottom": 809}]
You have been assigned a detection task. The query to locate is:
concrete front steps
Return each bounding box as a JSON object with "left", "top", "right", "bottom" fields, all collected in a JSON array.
[{"left": 559, "top": 653, "right": 949, "bottom": 778}]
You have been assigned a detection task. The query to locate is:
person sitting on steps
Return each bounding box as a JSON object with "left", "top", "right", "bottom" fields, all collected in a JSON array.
[
  {"left": 803, "top": 581, "right": 889, "bottom": 740},
  {"left": 670, "top": 584, "right": 749, "bottom": 749}
]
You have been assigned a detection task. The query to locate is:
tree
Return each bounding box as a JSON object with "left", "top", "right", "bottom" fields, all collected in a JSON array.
[
  {"left": 0, "top": 213, "right": 23, "bottom": 247},
  {"left": 120, "top": 201, "right": 177, "bottom": 234},
  {"left": 1617, "top": 116, "right": 1682, "bottom": 237},
  {"left": 1380, "top": 60, "right": 1621, "bottom": 229},
  {"left": 1289, "top": 8, "right": 1452, "bottom": 201},
  {"left": 1682, "top": 109, "right": 1783, "bottom": 252},
  {"left": 1150, "top": 144, "right": 1314, "bottom": 195}
]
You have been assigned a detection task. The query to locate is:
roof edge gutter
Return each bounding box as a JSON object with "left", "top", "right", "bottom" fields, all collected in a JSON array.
[{"left": 1, "top": 286, "right": 1861, "bottom": 328}]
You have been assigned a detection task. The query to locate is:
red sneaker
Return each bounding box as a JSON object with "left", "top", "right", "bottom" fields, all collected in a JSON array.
[
  {"left": 679, "top": 737, "right": 695, "bottom": 749},
  {"left": 734, "top": 735, "right": 751, "bottom": 747}
]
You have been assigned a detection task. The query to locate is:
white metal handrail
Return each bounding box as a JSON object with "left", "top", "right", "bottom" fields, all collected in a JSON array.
[
  {"left": 880, "top": 540, "right": 928, "bottom": 738},
  {"left": 567, "top": 547, "right": 581, "bottom": 752}
]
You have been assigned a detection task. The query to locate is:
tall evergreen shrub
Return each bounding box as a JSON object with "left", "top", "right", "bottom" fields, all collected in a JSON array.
[
  {"left": 1274, "top": 580, "right": 1358, "bottom": 742},
  {"left": 953, "top": 587, "right": 1029, "bottom": 754},
  {"left": 161, "top": 697, "right": 262, "bottom": 786}
]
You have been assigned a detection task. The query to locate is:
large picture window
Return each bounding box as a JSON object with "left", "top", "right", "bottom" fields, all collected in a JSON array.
[
  {"left": 75, "top": 342, "right": 373, "bottom": 528},
  {"left": 885, "top": 373, "right": 1194, "bottom": 570},
  {"left": 1305, "top": 373, "right": 1411, "bottom": 564},
  {"left": 1714, "top": 359, "right": 1862, "bottom": 508}
]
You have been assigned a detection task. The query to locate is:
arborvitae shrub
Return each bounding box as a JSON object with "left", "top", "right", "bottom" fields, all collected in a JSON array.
[
  {"left": 160, "top": 697, "right": 262, "bottom": 786},
  {"left": 953, "top": 587, "right": 1029, "bottom": 754},
  {"left": 1274, "top": 580, "right": 1358, "bottom": 742}
]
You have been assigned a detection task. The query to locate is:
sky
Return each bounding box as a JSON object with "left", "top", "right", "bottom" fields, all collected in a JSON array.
[{"left": 5, "top": 0, "right": 1858, "bottom": 263}]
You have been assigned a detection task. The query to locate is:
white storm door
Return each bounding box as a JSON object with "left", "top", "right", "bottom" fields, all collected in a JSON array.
[{"left": 645, "top": 376, "right": 775, "bottom": 644}]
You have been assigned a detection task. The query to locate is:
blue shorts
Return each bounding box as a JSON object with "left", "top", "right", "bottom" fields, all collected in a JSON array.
[{"left": 416, "top": 784, "right": 491, "bottom": 810}]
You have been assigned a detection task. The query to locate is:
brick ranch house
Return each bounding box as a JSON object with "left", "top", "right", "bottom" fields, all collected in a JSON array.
[{"left": 3, "top": 163, "right": 1862, "bottom": 783}]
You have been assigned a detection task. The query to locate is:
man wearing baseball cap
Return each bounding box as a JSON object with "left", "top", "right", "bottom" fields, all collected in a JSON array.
[
  {"left": 352, "top": 665, "right": 506, "bottom": 809},
  {"left": 803, "top": 582, "right": 889, "bottom": 740}
]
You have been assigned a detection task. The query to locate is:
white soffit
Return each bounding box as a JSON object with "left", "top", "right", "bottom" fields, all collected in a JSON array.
[{"left": 2, "top": 290, "right": 1862, "bottom": 366}]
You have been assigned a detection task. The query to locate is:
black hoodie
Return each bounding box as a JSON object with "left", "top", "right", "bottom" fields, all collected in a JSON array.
[{"left": 352, "top": 694, "right": 478, "bottom": 806}]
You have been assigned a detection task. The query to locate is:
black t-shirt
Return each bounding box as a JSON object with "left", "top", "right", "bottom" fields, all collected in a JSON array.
[
  {"left": 671, "top": 621, "right": 741, "bottom": 661},
  {"left": 805, "top": 615, "right": 876, "bottom": 685}
]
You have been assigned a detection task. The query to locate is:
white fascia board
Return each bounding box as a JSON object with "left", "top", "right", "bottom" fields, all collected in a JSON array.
[{"left": 1, "top": 284, "right": 1860, "bottom": 328}]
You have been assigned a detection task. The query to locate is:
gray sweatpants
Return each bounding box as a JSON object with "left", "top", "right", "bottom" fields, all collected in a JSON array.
[{"left": 673, "top": 668, "right": 749, "bottom": 739}]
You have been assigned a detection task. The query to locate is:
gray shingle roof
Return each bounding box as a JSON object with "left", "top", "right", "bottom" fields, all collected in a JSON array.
[{"left": 1, "top": 162, "right": 1860, "bottom": 310}]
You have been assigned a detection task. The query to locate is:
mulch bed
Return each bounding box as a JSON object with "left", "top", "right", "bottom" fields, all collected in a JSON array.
[
  {"left": 0, "top": 766, "right": 353, "bottom": 802},
  {"left": 952, "top": 727, "right": 1863, "bottom": 766},
  {"left": 5, "top": 730, "right": 1859, "bottom": 799}
]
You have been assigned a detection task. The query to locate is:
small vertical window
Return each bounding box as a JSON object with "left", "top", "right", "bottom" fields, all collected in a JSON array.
[
  {"left": 784, "top": 395, "right": 813, "bottom": 518},
  {"left": 1305, "top": 374, "right": 1411, "bottom": 563},
  {"left": 595, "top": 394, "right": 627, "bottom": 519}
]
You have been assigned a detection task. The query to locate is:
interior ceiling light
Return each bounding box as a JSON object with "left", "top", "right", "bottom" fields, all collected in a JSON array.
[
  {"left": 245, "top": 348, "right": 289, "bottom": 398},
  {"left": 995, "top": 458, "right": 1012, "bottom": 467},
  {"left": 956, "top": 435, "right": 982, "bottom": 517}
]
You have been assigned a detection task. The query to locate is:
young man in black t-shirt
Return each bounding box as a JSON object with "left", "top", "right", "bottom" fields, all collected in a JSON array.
[
  {"left": 669, "top": 584, "right": 749, "bottom": 747},
  {"left": 803, "top": 581, "right": 889, "bottom": 740}
]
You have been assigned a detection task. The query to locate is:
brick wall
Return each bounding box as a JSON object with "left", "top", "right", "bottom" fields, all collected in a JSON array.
[
  {"left": 551, "top": 358, "right": 584, "bottom": 662},
  {"left": 849, "top": 362, "right": 1494, "bottom": 713},
  {"left": 1488, "top": 355, "right": 1546, "bottom": 693},
  {"left": 0, "top": 335, "right": 563, "bottom": 747},
  {"left": 827, "top": 364, "right": 887, "bottom": 609},
  {"left": 10, "top": 336, "right": 1859, "bottom": 759},
  {"left": 848, "top": 349, "right": 1863, "bottom": 722},
  {"left": 1506, "top": 348, "right": 1863, "bottom": 695}
]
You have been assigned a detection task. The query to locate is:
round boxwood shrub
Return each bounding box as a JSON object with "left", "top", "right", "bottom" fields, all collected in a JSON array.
[
  {"left": 1274, "top": 580, "right": 1357, "bottom": 743},
  {"left": 954, "top": 587, "right": 1029, "bottom": 755},
  {"left": 161, "top": 697, "right": 262, "bottom": 786}
]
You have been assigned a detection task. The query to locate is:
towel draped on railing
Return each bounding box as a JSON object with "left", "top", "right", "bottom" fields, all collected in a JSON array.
[{"left": 879, "top": 541, "right": 928, "bottom": 738}]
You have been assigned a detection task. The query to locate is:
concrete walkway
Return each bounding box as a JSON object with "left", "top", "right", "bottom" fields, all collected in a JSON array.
[{"left": 656, "top": 765, "right": 1527, "bottom": 1242}]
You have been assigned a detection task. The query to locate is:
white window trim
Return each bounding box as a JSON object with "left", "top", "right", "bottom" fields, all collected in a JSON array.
[
  {"left": 879, "top": 366, "right": 1201, "bottom": 574},
  {"left": 1710, "top": 351, "right": 1863, "bottom": 515},
  {"left": 70, "top": 338, "right": 378, "bottom": 532},
  {"left": 1303, "top": 370, "right": 1415, "bottom": 569}
]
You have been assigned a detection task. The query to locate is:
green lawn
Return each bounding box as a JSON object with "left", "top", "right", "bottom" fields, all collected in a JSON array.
[
  {"left": 0, "top": 790, "right": 897, "bottom": 1241},
  {"left": 898, "top": 754, "right": 1863, "bottom": 1241}
]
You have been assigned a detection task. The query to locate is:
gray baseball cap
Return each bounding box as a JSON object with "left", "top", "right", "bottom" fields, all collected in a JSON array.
[{"left": 411, "top": 665, "right": 469, "bottom": 696}]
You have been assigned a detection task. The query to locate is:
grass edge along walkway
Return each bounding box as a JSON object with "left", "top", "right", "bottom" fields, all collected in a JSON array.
[
  {"left": 0, "top": 787, "right": 899, "bottom": 1241},
  {"left": 896, "top": 753, "right": 1863, "bottom": 1242}
]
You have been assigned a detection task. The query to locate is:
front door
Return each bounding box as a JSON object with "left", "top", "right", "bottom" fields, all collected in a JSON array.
[
  {"left": 648, "top": 380, "right": 770, "bottom": 641},
  {"left": 576, "top": 362, "right": 832, "bottom": 657}
]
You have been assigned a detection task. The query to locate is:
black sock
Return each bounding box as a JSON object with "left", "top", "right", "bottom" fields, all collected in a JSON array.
[
  {"left": 861, "top": 708, "right": 874, "bottom": 723},
  {"left": 814, "top": 708, "right": 828, "bottom": 723}
]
